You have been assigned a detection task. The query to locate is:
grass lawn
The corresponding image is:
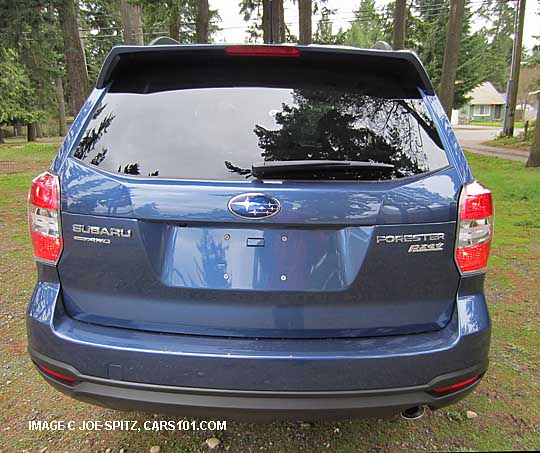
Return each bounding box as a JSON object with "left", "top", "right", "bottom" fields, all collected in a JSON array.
[
  {"left": 0, "top": 143, "right": 539, "bottom": 452},
  {"left": 468, "top": 120, "right": 526, "bottom": 129},
  {"left": 488, "top": 134, "right": 533, "bottom": 151},
  {"left": 486, "top": 122, "right": 536, "bottom": 151}
]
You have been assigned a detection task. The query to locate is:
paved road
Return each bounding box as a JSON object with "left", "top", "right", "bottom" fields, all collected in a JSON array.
[{"left": 453, "top": 126, "right": 529, "bottom": 162}]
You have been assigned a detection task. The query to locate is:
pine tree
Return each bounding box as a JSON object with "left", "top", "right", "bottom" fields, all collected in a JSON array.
[
  {"left": 477, "top": 0, "right": 515, "bottom": 91},
  {"left": 410, "top": 0, "right": 490, "bottom": 109},
  {"left": 343, "top": 0, "right": 384, "bottom": 48},
  {"left": 0, "top": 49, "right": 36, "bottom": 143}
]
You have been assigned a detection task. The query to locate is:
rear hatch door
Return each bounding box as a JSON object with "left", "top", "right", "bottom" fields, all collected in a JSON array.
[{"left": 56, "top": 46, "right": 461, "bottom": 338}]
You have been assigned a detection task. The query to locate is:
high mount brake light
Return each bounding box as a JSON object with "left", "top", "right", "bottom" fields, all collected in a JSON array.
[
  {"left": 28, "top": 171, "right": 62, "bottom": 264},
  {"left": 225, "top": 46, "right": 300, "bottom": 57},
  {"left": 455, "top": 181, "right": 493, "bottom": 274}
]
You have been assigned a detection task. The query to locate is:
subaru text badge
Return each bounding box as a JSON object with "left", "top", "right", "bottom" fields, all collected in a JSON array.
[{"left": 228, "top": 193, "right": 281, "bottom": 219}]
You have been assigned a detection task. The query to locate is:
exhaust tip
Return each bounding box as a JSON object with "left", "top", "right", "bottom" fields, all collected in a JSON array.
[{"left": 400, "top": 406, "right": 425, "bottom": 420}]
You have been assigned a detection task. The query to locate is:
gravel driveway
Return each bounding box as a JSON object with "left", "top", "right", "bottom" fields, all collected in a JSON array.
[{"left": 454, "top": 126, "right": 529, "bottom": 162}]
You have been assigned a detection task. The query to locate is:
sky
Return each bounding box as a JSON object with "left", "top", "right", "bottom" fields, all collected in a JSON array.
[{"left": 210, "top": 0, "right": 539, "bottom": 51}]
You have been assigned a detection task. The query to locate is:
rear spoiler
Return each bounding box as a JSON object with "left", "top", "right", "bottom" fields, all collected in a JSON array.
[{"left": 95, "top": 44, "right": 435, "bottom": 97}]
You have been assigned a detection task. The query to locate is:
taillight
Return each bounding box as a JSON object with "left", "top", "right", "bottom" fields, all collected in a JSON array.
[
  {"left": 455, "top": 181, "right": 493, "bottom": 274},
  {"left": 28, "top": 171, "right": 62, "bottom": 264},
  {"left": 225, "top": 45, "right": 300, "bottom": 57}
]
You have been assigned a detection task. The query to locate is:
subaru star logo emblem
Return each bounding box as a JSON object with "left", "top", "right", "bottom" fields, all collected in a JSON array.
[{"left": 228, "top": 193, "right": 281, "bottom": 219}]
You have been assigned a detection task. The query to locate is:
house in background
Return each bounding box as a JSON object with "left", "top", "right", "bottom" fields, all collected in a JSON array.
[{"left": 463, "top": 81, "right": 506, "bottom": 122}]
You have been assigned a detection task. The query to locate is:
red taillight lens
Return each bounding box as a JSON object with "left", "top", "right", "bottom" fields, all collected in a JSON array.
[
  {"left": 460, "top": 182, "right": 493, "bottom": 220},
  {"left": 29, "top": 172, "right": 59, "bottom": 210},
  {"left": 456, "top": 242, "right": 491, "bottom": 273},
  {"left": 455, "top": 181, "right": 493, "bottom": 274},
  {"left": 433, "top": 375, "right": 481, "bottom": 394},
  {"left": 225, "top": 45, "right": 300, "bottom": 58},
  {"left": 28, "top": 171, "right": 62, "bottom": 264}
]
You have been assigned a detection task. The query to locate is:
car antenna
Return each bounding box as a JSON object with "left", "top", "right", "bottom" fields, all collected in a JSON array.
[
  {"left": 372, "top": 41, "right": 393, "bottom": 50},
  {"left": 148, "top": 37, "right": 180, "bottom": 46}
]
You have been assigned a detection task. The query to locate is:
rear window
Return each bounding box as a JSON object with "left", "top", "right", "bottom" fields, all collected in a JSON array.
[{"left": 73, "top": 87, "right": 448, "bottom": 181}]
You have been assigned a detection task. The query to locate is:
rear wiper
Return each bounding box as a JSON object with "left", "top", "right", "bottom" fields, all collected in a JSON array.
[{"left": 251, "top": 160, "right": 394, "bottom": 178}]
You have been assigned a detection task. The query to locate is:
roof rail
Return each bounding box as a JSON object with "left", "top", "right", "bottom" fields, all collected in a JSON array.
[{"left": 148, "top": 37, "right": 180, "bottom": 46}]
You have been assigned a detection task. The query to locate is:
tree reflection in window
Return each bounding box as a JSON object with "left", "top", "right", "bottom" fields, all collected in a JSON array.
[
  {"left": 74, "top": 104, "right": 115, "bottom": 161},
  {"left": 119, "top": 163, "right": 140, "bottom": 175},
  {"left": 246, "top": 90, "right": 439, "bottom": 180},
  {"left": 90, "top": 148, "right": 107, "bottom": 166}
]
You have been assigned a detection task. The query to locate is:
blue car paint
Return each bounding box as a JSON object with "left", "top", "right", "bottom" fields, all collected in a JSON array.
[
  {"left": 59, "top": 157, "right": 462, "bottom": 224},
  {"left": 27, "top": 275, "right": 489, "bottom": 391},
  {"left": 57, "top": 211, "right": 460, "bottom": 337}
]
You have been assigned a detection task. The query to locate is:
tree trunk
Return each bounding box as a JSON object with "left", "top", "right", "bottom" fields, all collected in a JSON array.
[
  {"left": 279, "top": 0, "right": 285, "bottom": 42},
  {"left": 54, "top": 77, "right": 68, "bottom": 136},
  {"left": 439, "top": 0, "right": 466, "bottom": 117},
  {"left": 526, "top": 93, "right": 540, "bottom": 167},
  {"left": 392, "top": 0, "right": 407, "bottom": 50},
  {"left": 57, "top": 0, "right": 89, "bottom": 117},
  {"left": 117, "top": 0, "right": 144, "bottom": 45},
  {"left": 502, "top": 0, "right": 527, "bottom": 136},
  {"left": 78, "top": 17, "right": 88, "bottom": 70},
  {"left": 196, "top": 0, "right": 209, "bottom": 43},
  {"left": 298, "top": 0, "right": 312, "bottom": 44},
  {"left": 168, "top": 3, "right": 180, "bottom": 42},
  {"left": 0, "top": 127, "right": 4, "bottom": 144},
  {"left": 28, "top": 123, "right": 37, "bottom": 142},
  {"left": 269, "top": 0, "right": 284, "bottom": 43},
  {"left": 262, "top": 0, "right": 270, "bottom": 43}
]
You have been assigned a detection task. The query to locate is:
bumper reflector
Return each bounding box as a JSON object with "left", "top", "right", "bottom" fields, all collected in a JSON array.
[
  {"left": 433, "top": 375, "right": 480, "bottom": 394},
  {"left": 38, "top": 364, "right": 77, "bottom": 383}
]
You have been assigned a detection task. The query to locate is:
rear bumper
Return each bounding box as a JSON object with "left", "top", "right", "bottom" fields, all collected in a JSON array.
[
  {"left": 32, "top": 350, "right": 484, "bottom": 420},
  {"left": 27, "top": 280, "right": 490, "bottom": 419}
]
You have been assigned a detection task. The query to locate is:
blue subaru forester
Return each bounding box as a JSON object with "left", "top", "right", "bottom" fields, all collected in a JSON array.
[{"left": 26, "top": 44, "right": 492, "bottom": 420}]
